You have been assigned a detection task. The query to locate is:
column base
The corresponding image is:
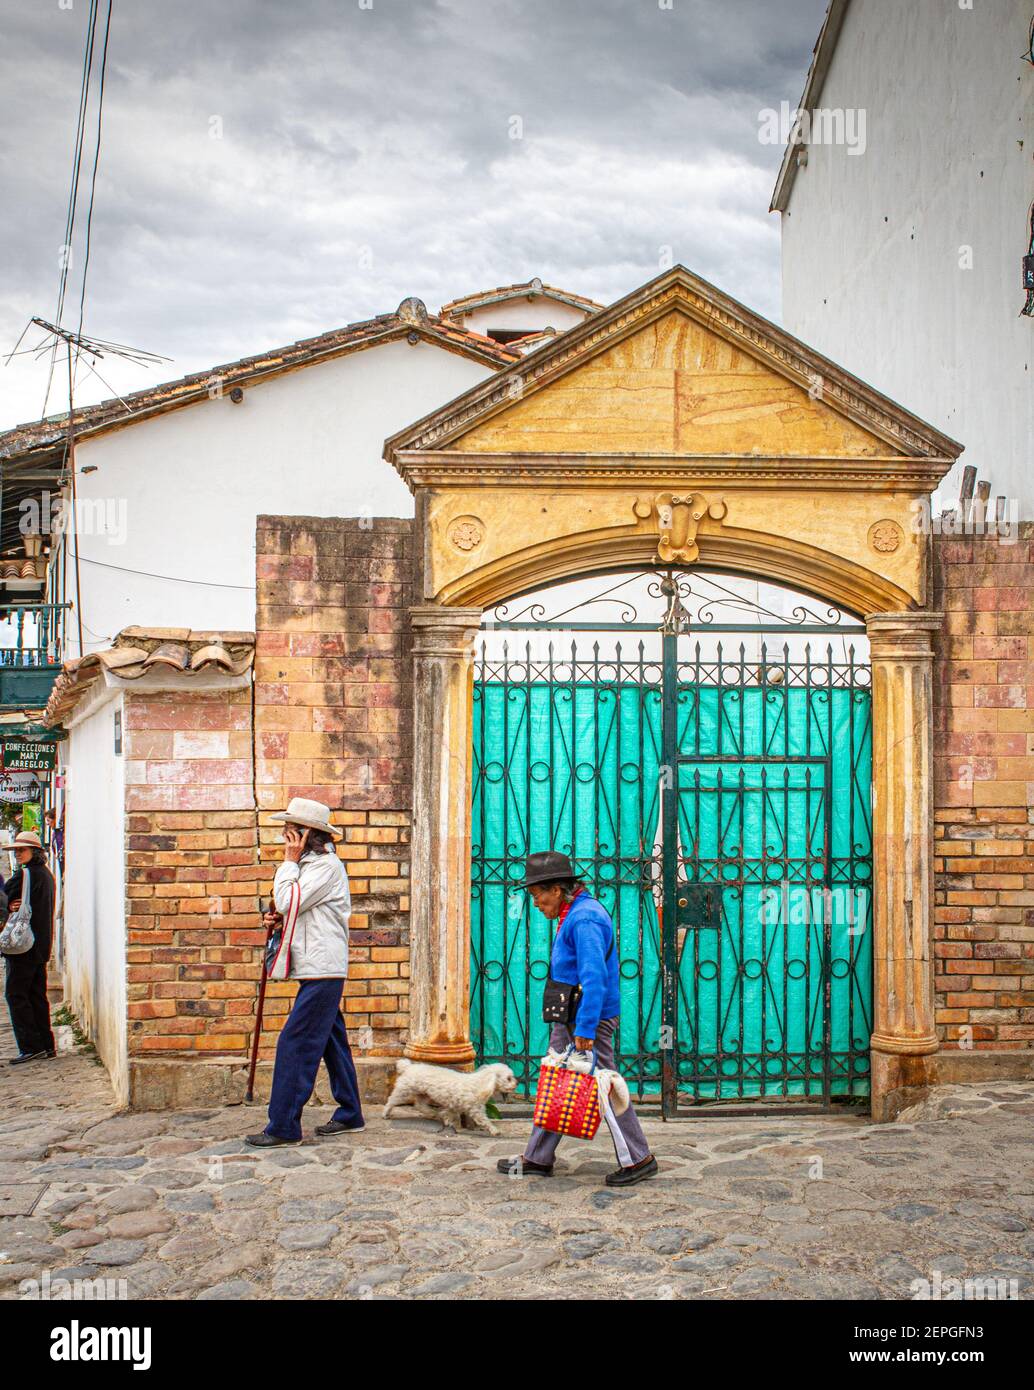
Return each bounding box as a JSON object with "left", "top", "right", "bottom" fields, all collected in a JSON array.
[
  {"left": 870, "top": 1031, "right": 939, "bottom": 1056},
  {"left": 869, "top": 1046, "right": 939, "bottom": 1123},
  {"left": 404, "top": 1039, "right": 476, "bottom": 1069}
]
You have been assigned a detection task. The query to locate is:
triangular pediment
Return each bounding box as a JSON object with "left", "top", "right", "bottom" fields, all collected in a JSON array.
[
  {"left": 454, "top": 307, "right": 892, "bottom": 457},
  {"left": 386, "top": 267, "right": 962, "bottom": 469}
]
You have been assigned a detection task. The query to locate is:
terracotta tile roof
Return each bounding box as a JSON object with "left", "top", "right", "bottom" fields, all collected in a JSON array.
[
  {"left": 440, "top": 278, "right": 604, "bottom": 319},
  {"left": 0, "top": 300, "right": 520, "bottom": 466},
  {"left": 44, "top": 626, "right": 255, "bottom": 725},
  {"left": 0, "top": 557, "right": 47, "bottom": 582}
]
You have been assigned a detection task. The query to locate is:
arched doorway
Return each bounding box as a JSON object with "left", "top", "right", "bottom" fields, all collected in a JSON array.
[
  {"left": 469, "top": 567, "right": 873, "bottom": 1113},
  {"left": 386, "top": 265, "right": 962, "bottom": 1119}
]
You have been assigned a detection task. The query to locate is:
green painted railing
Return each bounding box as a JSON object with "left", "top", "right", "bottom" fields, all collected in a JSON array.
[
  {"left": 0, "top": 603, "right": 70, "bottom": 709},
  {"left": 0, "top": 603, "right": 68, "bottom": 669}
]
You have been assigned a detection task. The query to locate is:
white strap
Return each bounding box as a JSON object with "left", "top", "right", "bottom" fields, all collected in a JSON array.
[
  {"left": 268, "top": 879, "right": 300, "bottom": 980},
  {"left": 600, "top": 1092, "right": 633, "bottom": 1167}
]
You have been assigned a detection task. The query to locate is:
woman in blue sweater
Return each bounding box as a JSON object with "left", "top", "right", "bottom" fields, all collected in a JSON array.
[{"left": 497, "top": 851, "right": 657, "bottom": 1187}]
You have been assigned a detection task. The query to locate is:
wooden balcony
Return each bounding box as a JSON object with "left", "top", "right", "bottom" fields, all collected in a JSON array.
[{"left": 0, "top": 603, "right": 69, "bottom": 710}]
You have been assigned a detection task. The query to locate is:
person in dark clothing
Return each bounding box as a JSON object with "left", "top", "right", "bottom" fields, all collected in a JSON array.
[{"left": 3, "top": 831, "right": 56, "bottom": 1064}]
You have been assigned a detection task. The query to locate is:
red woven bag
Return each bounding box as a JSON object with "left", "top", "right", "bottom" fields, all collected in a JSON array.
[{"left": 532, "top": 1050, "right": 602, "bottom": 1140}]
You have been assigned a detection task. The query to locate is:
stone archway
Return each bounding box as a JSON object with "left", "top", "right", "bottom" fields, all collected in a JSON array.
[{"left": 384, "top": 267, "right": 963, "bottom": 1121}]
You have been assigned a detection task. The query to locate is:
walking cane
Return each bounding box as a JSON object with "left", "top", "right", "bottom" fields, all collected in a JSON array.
[{"left": 245, "top": 899, "right": 277, "bottom": 1104}]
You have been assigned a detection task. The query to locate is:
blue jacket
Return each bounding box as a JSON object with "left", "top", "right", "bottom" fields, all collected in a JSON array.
[{"left": 548, "top": 891, "right": 620, "bottom": 1039}]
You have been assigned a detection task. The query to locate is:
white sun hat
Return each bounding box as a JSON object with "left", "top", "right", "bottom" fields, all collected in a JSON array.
[{"left": 268, "top": 797, "right": 342, "bottom": 840}]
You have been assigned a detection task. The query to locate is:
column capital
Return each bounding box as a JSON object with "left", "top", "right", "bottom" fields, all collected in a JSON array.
[
  {"left": 409, "top": 604, "right": 483, "bottom": 656},
  {"left": 865, "top": 610, "right": 942, "bottom": 659}
]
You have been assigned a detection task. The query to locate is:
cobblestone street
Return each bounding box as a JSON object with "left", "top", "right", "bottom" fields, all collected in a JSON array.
[{"left": 1, "top": 1016, "right": 1032, "bottom": 1302}]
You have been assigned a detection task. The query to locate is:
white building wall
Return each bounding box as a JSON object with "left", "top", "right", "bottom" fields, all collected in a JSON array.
[
  {"left": 457, "top": 299, "right": 591, "bottom": 338},
  {"left": 779, "top": 0, "right": 1033, "bottom": 513},
  {"left": 61, "top": 686, "right": 127, "bottom": 1103},
  {"left": 68, "top": 339, "right": 495, "bottom": 653}
]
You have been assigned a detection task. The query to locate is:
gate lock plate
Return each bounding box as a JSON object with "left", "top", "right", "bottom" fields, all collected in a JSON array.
[{"left": 675, "top": 884, "right": 720, "bottom": 930}]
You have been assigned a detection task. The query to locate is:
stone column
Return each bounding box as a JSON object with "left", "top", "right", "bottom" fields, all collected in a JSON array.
[
  {"left": 405, "top": 605, "right": 483, "bottom": 1066},
  {"left": 866, "top": 611, "right": 942, "bottom": 1121}
]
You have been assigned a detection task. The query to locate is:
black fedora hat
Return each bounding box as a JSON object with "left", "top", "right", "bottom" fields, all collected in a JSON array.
[{"left": 520, "top": 850, "right": 576, "bottom": 888}]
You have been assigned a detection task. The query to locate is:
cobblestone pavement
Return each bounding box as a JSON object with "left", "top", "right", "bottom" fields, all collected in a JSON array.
[{"left": 2, "top": 1016, "right": 1033, "bottom": 1301}]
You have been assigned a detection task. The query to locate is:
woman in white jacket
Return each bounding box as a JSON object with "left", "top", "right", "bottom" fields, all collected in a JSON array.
[{"left": 246, "top": 798, "right": 365, "bottom": 1146}]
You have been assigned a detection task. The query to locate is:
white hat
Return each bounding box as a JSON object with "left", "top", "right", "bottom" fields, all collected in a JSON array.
[
  {"left": 269, "top": 797, "right": 342, "bottom": 840},
  {"left": 13, "top": 831, "right": 42, "bottom": 849}
]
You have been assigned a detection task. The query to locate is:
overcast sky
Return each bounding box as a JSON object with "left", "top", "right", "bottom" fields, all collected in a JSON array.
[{"left": 0, "top": 0, "right": 826, "bottom": 429}]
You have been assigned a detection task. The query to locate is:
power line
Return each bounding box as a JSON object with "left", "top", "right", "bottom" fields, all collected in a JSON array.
[
  {"left": 78, "top": 554, "right": 254, "bottom": 590},
  {"left": 42, "top": 0, "right": 100, "bottom": 418},
  {"left": 74, "top": 0, "right": 113, "bottom": 352}
]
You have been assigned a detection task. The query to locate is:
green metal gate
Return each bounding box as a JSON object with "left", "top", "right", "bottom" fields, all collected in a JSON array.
[{"left": 470, "top": 571, "right": 873, "bottom": 1113}]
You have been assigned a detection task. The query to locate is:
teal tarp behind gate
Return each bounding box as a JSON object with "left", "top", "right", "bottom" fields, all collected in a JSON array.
[{"left": 471, "top": 673, "right": 873, "bottom": 1104}]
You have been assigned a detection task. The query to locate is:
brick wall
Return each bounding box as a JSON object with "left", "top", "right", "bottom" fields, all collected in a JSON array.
[
  {"left": 254, "top": 515, "right": 415, "bottom": 1061},
  {"left": 123, "top": 687, "right": 261, "bottom": 1068},
  {"left": 933, "top": 524, "right": 1034, "bottom": 1053}
]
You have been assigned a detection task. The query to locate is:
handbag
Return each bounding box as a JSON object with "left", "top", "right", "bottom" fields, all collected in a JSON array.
[
  {"left": 542, "top": 933, "right": 615, "bottom": 1025},
  {"left": 0, "top": 866, "right": 34, "bottom": 956},
  {"left": 266, "top": 879, "right": 301, "bottom": 982},
  {"left": 532, "top": 1045, "right": 602, "bottom": 1140}
]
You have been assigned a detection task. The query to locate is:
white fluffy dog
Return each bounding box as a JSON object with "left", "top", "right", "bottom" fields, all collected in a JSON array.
[{"left": 383, "top": 1059, "right": 517, "bottom": 1135}]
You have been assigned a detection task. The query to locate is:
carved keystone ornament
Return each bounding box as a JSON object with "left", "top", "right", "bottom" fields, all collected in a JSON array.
[{"left": 634, "top": 491, "right": 727, "bottom": 564}]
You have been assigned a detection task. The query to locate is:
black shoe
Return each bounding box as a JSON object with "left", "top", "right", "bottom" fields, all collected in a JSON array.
[
  {"left": 605, "top": 1154, "right": 658, "bottom": 1187},
  {"left": 315, "top": 1119, "right": 366, "bottom": 1136},
  {"left": 496, "top": 1155, "right": 553, "bottom": 1177},
  {"left": 244, "top": 1131, "right": 300, "bottom": 1147},
  {"left": 9, "top": 1051, "right": 46, "bottom": 1066},
  {"left": 44, "top": 1049, "right": 56, "bottom": 1058}
]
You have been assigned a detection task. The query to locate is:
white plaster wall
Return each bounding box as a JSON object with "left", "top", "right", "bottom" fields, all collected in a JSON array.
[
  {"left": 69, "top": 339, "right": 494, "bottom": 653},
  {"left": 457, "top": 298, "right": 591, "bottom": 337},
  {"left": 61, "top": 687, "right": 128, "bottom": 1103},
  {"left": 780, "top": 0, "right": 1033, "bottom": 513}
]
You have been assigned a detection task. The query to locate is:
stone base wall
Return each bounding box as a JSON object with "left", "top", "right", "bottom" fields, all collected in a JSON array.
[
  {"left": 123, "top": 687, "right": 262, "bottom": 1072},
  {"left": 253, "top": 515, "right": 415, "bottom": 1064},
  {"left": 933, "top": 525, "right": 1034, "bottom": 1061},
  {"left": 108, "top": 517, "right": 418, "bottom": 1109}
]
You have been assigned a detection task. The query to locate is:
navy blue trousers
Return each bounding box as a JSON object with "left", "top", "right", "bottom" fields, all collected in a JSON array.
[{"left": 265, "top": 978, "right": 364, "bottom": 1141}]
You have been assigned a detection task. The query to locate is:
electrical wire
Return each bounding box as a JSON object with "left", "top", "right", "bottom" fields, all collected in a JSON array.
[
  {"left": 42, "top": 0, "right": 100, "bottom": 418},
  {"left": 77, "top": 554, "right": 254, "bottom": 590},
  {"left": 74, "top": 0, "right": 113, "bottom": 354},
  {"left": 53, "top": 0, "right": 99, "bottom": 333}
]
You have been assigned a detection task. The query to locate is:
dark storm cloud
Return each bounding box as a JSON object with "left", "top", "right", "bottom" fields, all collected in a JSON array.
[{"left": 0, "top": 0, "right": 827, "bottom": 425}]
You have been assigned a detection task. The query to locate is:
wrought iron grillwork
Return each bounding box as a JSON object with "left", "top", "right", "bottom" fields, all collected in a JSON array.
[
  {"left": 487, "top": 568, "right": 866, "bottom": 636},
  {"left": 470, "top": 571, "right": 873, "bottom": 1114}
]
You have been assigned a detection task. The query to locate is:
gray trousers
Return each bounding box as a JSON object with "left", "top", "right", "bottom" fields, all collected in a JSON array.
[{"left": 525, "top": 1018, "right": 651, "bottom": 1168}]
